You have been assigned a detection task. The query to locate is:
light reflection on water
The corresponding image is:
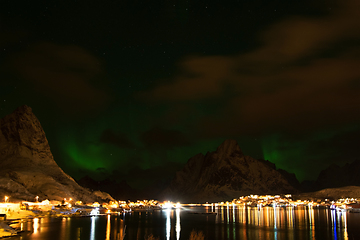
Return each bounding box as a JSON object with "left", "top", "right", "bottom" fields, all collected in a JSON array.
[
  {"left": 90, "top": 216, "right": 96, "bottom": 240},
  {"left": 10, "top": 206, "right": 360, "bottom": 240},
  {"left": 164, "top": 208, "right": 181, "bottom": 240},
  {"left": 176, "top": 208, "right": 181, "bottom": 240},
  {"left": 106, "top": 214, "right": 111, "bottom": 240},
  {"left": 166, "top": 209, "right": 171, "bottom": 240},
  {"left": 32, "top": 218, "right": 39, "bottom": 234},
  {"left": 211, "top": 205, "right": 353, "bottom": 240}
]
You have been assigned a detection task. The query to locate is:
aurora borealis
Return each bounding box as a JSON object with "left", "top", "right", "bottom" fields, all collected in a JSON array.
[{"left": 1, "top": 0, "right": 360, "bottom": 188}]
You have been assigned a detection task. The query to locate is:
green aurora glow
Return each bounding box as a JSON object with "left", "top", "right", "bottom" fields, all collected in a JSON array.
[
  {"left": 2, "top": 0, "right": 360, "bottom": 189},
  {"left": 261, "top": 125, "right": 360, "bottom": 182}
]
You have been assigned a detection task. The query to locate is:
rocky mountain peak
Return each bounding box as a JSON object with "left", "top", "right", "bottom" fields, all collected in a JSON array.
[
  {"left": 13, "top": 104, "right": 33, "bottom": 114},
  {"left": 0, "top": 106, "right": 112, "bottom": 202},
  {"left": 162, "top": 139, "right": 298, "bottom": 203},
  {"left": 0, "top": 105, "right": 54, "bottom": 167},
  {"left": 315, "top": 160, "right": 360, "bottom": 190},
  {"left": 215, "top": 139, "right": 243, "bottom": 158}
]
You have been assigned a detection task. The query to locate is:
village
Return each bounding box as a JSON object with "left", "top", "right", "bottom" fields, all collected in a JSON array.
[{"left": 0, "top": 194, "right": 359, "bottom": 238}]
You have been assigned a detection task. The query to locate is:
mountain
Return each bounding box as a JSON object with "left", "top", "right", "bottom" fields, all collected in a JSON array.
[
  {"left": 162, "top": 140, "right": 299, "bottom": 203},
  {"left": 315, "top": 160, "right": 360, "bottom": 190},
  {"left": 0, "top": 105, "right": 113, "bottom": 203}
]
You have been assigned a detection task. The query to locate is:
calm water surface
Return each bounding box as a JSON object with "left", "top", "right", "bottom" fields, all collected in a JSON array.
[{"left": 9, "top": 206, "right": 360, "bottom": 240}]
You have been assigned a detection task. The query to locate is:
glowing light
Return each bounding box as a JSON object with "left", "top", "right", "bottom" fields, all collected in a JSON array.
[
  {"left": 90, "top": 216, "right": 96, "bottom": 240},
  {"left": 164, "top": 201, "right": 173, "bottom": 209},
  {"left": 33, "top": 218, "right": 39, "bottom": 234},
  {"left": 166, "top": 208, "right": 171, "bottom": 240},
  {"left": 176, "top": 208, "right": 181, "bottom": 240},
  {"left": 175, "top": 202, "right": 181, "bottom": 209},
  {"left": 106, "top": 214, "right": 111, "bottom": 240},
  {"left": 273, "top": 205, "right": 277, "bottom": 229},
  {"left": 4, "top": 196, "right": 8, "bottom": 202},
  {"left": 343, "top": 212, "right": 348, "bottom": 240},
  {"left": 90, "top": 208, "right": 100, "bottom": 216}
]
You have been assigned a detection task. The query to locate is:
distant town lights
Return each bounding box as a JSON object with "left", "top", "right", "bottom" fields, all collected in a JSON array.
[
  {"left": 90, "top": 207, "right": 100, "bottom": 216},
  {"left": 164, "top": 201, "right": 173, "bottom": 209}
]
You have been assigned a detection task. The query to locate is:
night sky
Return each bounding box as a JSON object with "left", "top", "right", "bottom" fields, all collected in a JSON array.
[{"left": 1, "top": 0, "right": 360, "bottom": 189}]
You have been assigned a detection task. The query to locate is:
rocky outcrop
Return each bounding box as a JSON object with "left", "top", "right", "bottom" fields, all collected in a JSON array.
[
  {"left": 0, "top": 105, "right": 113, "bottom": 202},
  {"left": 162, "top": 139, "right": 299, "bottom": 203}
]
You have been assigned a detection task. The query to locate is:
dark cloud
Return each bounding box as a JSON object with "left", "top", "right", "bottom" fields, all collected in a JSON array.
[
  {"left": 138, "top": 56, "right": 234, "bottom": 102},
  {"left": 100, "top": 129, "right": 134, "bottom": 149},
  {"left": 140, "top": 127, "right": 190, "bottom": 150},
  {"left": 6, "top": 42, "right": 111, "bottom": 116}
]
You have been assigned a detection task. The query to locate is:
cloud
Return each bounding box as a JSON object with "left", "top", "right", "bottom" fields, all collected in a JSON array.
[
  {"left": 100, "top": 129, "right": 134, "bottom": 149},
  {"left": 139, "top": 0, "right": 360, "bottom": 136},
  {"left": 138, "top": 56, "right": 234, "bottom": 101},
  {"left": 7, "top": 42, "right": 111, "bottom": 116},
  {"left": 140, "top": 127, "right": 190, "bottom": 149},
  {"left": 235, "top": 0, "right": 360, "bottom": 69}
]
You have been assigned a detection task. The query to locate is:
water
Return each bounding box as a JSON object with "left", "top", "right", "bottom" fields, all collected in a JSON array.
[{"left": 9, "top": 206, "right": 360, "bottom": 240}]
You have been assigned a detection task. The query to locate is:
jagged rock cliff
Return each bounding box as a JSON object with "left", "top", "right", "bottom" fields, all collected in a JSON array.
[
  {"left": 0, "top": 105, "right": 113, "bottom": 202},
  {"left": 163, "top": 140, "right": 298, "bottom": 203}
]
